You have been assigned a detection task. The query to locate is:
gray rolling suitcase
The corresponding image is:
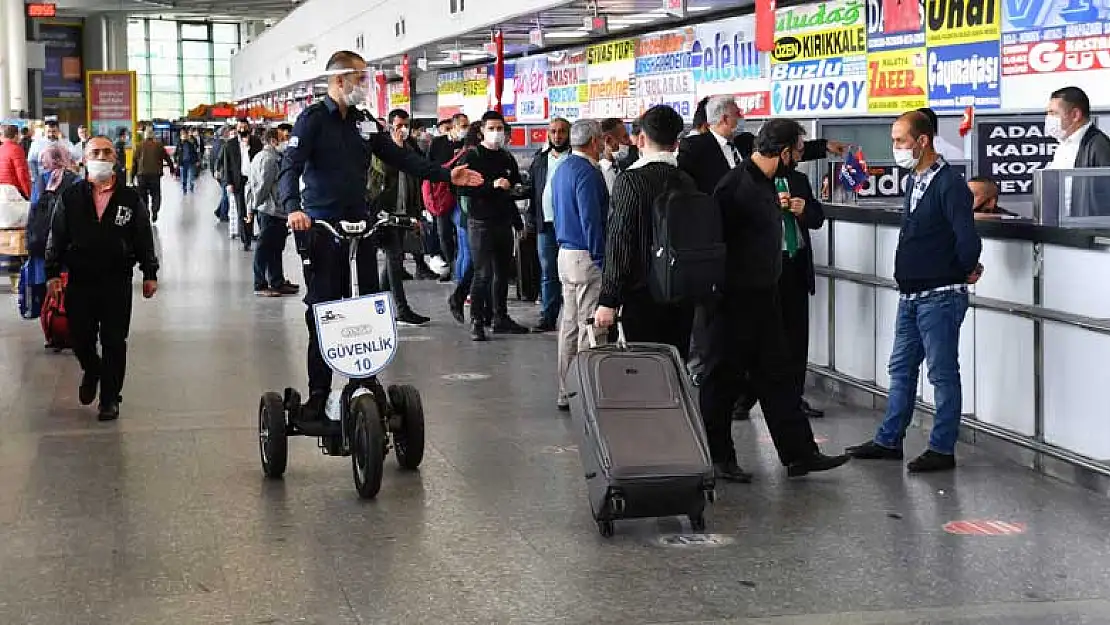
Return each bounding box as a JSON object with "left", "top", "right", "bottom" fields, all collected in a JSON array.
[{"left": 566, "top": 322, "right": 715, "bottom": 537}]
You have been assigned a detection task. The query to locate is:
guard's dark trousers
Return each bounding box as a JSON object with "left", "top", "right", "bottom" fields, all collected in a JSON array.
[
  {"left": 298, "top": 226, "right": 381, "bottom": 393},
  {"left": 68, "top": 276, "right": 133, "bottom": 403}
]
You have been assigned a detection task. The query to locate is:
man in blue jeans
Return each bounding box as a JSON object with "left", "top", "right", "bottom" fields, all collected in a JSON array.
[
  {"left": 846, "top": 111, "right": 983, "bottom": 472},
  {"left": 525, "top": 118, "right": 572, "bottom": 332}
]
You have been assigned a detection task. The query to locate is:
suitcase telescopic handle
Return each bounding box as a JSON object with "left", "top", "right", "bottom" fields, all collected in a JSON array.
[{"left": 584, "top": 316, "right": 628, "bottom": 350}]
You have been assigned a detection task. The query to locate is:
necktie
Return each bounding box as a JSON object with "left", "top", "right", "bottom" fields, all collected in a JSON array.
[
  {"left": 731, "top": 145, "right": 742, "bottom": 168},
  {"left": 775, "top": 177, "right": 798, "bottom": 258}
]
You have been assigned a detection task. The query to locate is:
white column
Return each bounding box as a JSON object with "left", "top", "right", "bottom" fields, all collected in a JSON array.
[
  {"left": 105, "top": 14, "right": 128, "bottom": 70},
  {"left": 5, "top": 0, "right": 27, "bottom": 115},
  {"left": 0, "top": 4, "right": 9, "bottom": 118}
]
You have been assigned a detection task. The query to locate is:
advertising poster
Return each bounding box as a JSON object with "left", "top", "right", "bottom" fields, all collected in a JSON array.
[
  {"left": 924, "top": 0, "right": 1001, "bottom": 46},
  {"left": 39, "top": 23, "right": 85, "bottom": 109},
  {"left": 514, "top": 56, "right": 549, "bottom": 122},
  {"left": 927, "top": 40, "right": 1002, "bottom": 110},
  {"left": 867, "top": 47, "right": 928, "bottom": 112},
  {"left": 771, "top": 0, "right": 868, "bottom": 116},
  {"left": 976, "top": 120, "right": 1056, "bottom": 194},
  {"left": 461, "top": 66, "right": 489, "bottom": 119},
  {"left": 999, "top": 8, "right": 1110, "bottom": 110},
  {"left": 867, "top": 0, "right": 927, "bottom": 52},
  {"left": 633, "top": 29, "right": 699, "bottom": 121},
  {"left": 86, "top": 71, "right": 136, "bottom": 164},
  {"left": 690, "top": 15, "right": 772, "bottom": 114},
  {"left": 547, "top": 49, "right": 588, "bottom": 120},
  {"left": 586, "top": 39, "right": 637, "bottom": 119},
  {"left": 436, "top": 70, "right": 464, "bottom": 118},
  {"left": 387, "top": 81, "right": 411, "bottom": 113}
]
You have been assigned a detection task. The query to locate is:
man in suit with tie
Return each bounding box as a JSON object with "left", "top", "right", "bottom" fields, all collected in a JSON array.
[{"left": 678, "top": 95, "right": 745, "bottom": 195}]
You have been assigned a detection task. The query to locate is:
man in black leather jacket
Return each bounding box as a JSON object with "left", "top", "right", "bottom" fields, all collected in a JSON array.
[{"left": 46, "top": 136, "right": 159, "bottom": 422}]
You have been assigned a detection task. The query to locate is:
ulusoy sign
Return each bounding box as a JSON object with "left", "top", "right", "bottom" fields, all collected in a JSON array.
[{"left": 976, "top": 120, "right": 1057, "bottom": 194}]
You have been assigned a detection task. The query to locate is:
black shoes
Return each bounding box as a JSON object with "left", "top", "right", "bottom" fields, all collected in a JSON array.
[
  {"left": 97, "top": 401, "right": 120, "bottom": 422},
  {"left": 396, "top": 308, "right": 431, "bottom": 326},
  {"left": 801, "top": 398, "right": 825, "bottom": 418},
  {"left": 907, "top": 450, "right": 956, "bottom": 473},
  {"left": 786, "top": 452, "right": 851, "bottom": 477},
  {"left": 714, "top": 461, "right": 754, "bottom": 483},
  {"left": 448, "top": 295, "right": 466, "bottom": 324},
  {"left": 533, "top": 318, "right": 558, "bottom": 333},
  {"left": 79, "top": 371, "right": 99, "bottom": 406},
  {"left": 846, "top": 441, "right": 955, "bottom": 472},
  {"left": 492, "top": 317, "right": 530, "bottom": 335},
  {"left": 470, "top": 323, "right": 488, "bottom": 342},
  {"left": 845, "top": 440, "right": 904, "bottom": 460}
]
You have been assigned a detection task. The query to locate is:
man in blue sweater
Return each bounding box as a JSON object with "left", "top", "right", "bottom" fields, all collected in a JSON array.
[
  {"left": 847, "top": 111, "right": 983, "bottom": 472},
  {"left": 552, "top": 119, "right": 609, "bottom": 410}
]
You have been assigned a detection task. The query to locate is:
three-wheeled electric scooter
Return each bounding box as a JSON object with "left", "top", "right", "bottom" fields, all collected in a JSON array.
[{"left": 258, "top": 214, "right": 425, "bottom": 499}]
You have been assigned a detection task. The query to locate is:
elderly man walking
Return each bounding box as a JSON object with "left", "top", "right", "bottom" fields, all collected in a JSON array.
[{"left": 552, "top": 119, "right": 610, "bottom": 410}]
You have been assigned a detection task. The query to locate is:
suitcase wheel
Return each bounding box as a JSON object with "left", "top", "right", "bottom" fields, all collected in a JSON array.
[
  {"left": 597, "top": 520, "right": 615, "bottom": 538},
  {"left": 689, "top": 513, "right": 706, "bottom": 533}
]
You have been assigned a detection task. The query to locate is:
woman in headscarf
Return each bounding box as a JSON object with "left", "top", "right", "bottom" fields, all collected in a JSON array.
[{"left": 16, "top": 143, "right": 79, "bottom": 314}]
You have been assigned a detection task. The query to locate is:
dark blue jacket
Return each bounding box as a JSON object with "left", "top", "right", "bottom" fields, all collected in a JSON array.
[
  {"left": 552, "top": 154, "right": 608, "bottom": 267},
  {"left": 278, "top": 96, "right": 450, "bottom": 221},
  {"left": 894, "top": 164, "right": 981, "bottom": 294}
]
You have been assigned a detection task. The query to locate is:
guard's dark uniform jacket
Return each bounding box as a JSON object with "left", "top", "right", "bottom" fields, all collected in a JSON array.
[
  {"left": 278, "top": 95, "right": 451, "bottom": 221},
  {"left": 45, "top": 180, "right": 158, "bottom": 282}
]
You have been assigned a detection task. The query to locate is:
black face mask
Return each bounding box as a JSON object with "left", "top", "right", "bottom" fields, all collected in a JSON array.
[{"left": 550, "top": 140, "right": 570, "bottom": 153}]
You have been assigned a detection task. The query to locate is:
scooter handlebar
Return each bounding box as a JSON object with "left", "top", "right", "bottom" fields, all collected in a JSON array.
[{"left": 312, "top": 213, "right": 417, "bottom": 240}]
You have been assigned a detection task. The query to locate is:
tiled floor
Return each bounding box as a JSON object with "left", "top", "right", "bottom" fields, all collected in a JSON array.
[{"left": 2, "top": 175, "right": 1109, "bottom": 624}]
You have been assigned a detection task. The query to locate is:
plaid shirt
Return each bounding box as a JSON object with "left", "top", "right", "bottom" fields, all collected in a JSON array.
[{"left": 908, "top": 156, "right": 946, "bottom": 213}]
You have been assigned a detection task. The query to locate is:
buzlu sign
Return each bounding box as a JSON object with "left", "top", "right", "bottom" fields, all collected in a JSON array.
[{"left": 976, "top": 121, "right": 1057, "bottom": 194}]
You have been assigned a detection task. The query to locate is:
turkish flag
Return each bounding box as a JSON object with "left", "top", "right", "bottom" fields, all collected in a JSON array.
[
  {"left": 959, "top": 106, "right": 974, "bottom": 137},
  {"left": 756, "top": 0, "right": 776, "bottom": 52}
]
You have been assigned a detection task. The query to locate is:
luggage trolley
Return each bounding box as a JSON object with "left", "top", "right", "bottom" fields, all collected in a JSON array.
[{"left": 257, "top": 214, "right": 425, "bottom": 498}]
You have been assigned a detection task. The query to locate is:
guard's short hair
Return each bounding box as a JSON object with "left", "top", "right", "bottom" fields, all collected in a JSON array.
[
  {"left": 755, "top": 119, "right": 807, "bottom": 157},
  {"left": 1051, "top": 86, "right": 1091, "bottom": 118},
  {"left": 639, "top": 105, "right": 685, "bottom": 148},
  {"left": 387, "top": 108, "right": 410, "bottom": 124},
  {"left": 325, "top": 50, "right": 365, "bottom": 72},
  {"left": 570, "top": 119, "right": 602, "bottom": 148}
]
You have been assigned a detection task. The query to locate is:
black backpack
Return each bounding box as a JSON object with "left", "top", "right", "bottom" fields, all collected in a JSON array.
[
  {"left": 26, "top": 172, "right": 77, "bottom": 258},
  {"left": 647, "top": 168, "right": 726, "bottom": 304}
]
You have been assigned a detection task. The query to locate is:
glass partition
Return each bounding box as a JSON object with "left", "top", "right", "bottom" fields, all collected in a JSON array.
[{"left": 1034, "top": 167, "right": 1110, "bottom": 227}]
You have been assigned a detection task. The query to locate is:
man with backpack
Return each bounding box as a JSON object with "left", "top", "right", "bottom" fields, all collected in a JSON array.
[
  {"left": 594, "top": 105, "right": 716, "bottom": 356},
  {"left": 703, "top": 119, "right": 850, "bottom": 481}
]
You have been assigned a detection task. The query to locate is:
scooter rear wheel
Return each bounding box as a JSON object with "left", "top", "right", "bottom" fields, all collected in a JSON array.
[
  {"left": 351, "top": 394, "right": 385, "bottom": 499},
  {"left": 389, "top": 384, "right": 426, "bottom": 470},
  {"left": 259, "top": 392, "right": 288, "bottom": 478}
]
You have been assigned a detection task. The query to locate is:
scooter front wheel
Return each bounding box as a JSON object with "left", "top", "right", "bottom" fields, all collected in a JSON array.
[
  {"left": 350, "top": 394, "right": 385, "bottom": 499},
  {"left": 259, "top": 392, "right": 288, "bottom": 478}
]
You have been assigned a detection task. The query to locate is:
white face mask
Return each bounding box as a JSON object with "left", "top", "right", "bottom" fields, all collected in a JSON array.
[
  {"left": 344, "top": 81, "right": 366, "bottom": 107},
  {"left": 614, "top": 144, "right": 630, "bottom": 161},
  {"left": 397, "top": 126, "right": 410, "bottom": 140},
  {"left": 1044, "top": 114, "right": 1067, "bottom": 141},
  {"left": 893, "top": 147, "right": 919, "bottom": 170},
  {"left": 484, "top": 130, "right": 504, "bottom": 149},
  {"left": 86, "top": 160, "right": 114, "bottom": 182},
  {"left": 278, "top": 141, "right": 289, "bottom": 152}
]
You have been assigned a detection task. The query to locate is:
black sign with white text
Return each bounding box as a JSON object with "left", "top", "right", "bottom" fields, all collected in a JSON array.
[{"left": 976, "top": 121, "right": 1057, "bottom": 195}]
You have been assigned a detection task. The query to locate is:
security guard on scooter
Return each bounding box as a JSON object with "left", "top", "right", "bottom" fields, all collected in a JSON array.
[{"left": 278, "top": 50, "right": 483, "bottom": 421}]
